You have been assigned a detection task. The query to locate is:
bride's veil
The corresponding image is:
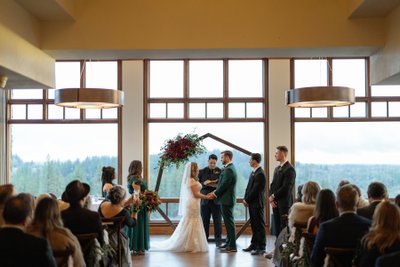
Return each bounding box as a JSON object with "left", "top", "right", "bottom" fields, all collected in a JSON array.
[{"left": 178, "top": 162, "right": 193, "bottom": 216}]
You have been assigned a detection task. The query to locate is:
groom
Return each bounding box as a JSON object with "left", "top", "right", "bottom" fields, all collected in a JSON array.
[{"left": 209, "top": 150, "right": 237, "bottom": 253}]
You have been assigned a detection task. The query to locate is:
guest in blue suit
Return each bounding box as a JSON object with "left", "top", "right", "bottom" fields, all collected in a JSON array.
[{"left": 311, "top": 184, "right": 371, "bottom": 267}]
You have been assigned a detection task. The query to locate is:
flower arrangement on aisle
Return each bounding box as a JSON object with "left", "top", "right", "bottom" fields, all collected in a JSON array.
[{"left": 158, "top": 133, "right": 206, "bottom": 168}]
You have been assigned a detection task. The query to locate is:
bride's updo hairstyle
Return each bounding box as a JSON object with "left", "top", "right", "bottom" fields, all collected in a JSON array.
[{"left": 190, "top": 162, "right": 199, "bottom": 180}]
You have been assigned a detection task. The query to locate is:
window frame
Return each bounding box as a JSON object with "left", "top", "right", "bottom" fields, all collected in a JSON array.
[{"left": 5, "top": 60, "right": 123, "bottom": 184}]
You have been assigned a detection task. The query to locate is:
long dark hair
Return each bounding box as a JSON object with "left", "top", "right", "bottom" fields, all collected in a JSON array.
[
  {"left": 128, "top": 160, "right": 142, "bottom": 180},
  {"left": 314, "top": 189, "right": 338, "bottom": 223},
  {"left": 101, "top": 166, "right": 115, "bottom": 186}
]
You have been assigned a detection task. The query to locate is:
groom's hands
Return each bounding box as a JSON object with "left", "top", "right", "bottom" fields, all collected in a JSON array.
[{"left": 206, "top": 192, "right": 216, "bottom": 199}]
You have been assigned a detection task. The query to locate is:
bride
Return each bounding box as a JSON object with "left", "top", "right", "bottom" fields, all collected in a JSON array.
[{"left": 151, "top": 162, "right": 210, "bottom": 252}]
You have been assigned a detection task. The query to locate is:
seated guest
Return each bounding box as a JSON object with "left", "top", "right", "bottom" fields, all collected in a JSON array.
[
  {"left": 353, "top": 201, "right": 400, "bottom": 267},
  {"left": 101, "top": 166, "right": 116, "bottom": 198},
  {"left": 376, "top": 251, "right": 400, "bottom": 267},
  {"left": 58, "top": 192, "right": 70, "bottom": 212},
  {"left": 18, "top": 192, "right": 36, "bottom": 212},
  {"left": 61, "top": 180, "right": 104, "bottom": 246},
  {"left": 311, "top": 184, "right": 371, "bottom": 267},
  {"left": 395, "top": 194, "right": 400, "bottom": 208},
  {"left": 272, "top": 181, "right": 320, "bottom": 265},
  {"left": 296, "top": 184, "right": 304, "bottom": 203},
  {"left": 288, "top": 181, "right": 320, "bottom": 240},
  {"left": 0, "top": 184, "right": 15, "bottom": 227},
  {"left": 0, "top": 196, "right": 57, "bottom": 267},
  {"left": 336, "top": 180, "right": 368, "bottom": 208},
  {"left": 307, "top": 189, "right": 338, "bottom": 235},
  {"left": 99, "top": 186, "right": 136, "bottom": 266},
  {"left": 27, "top": 198, "right": 86, "bottom": 267},
  {"left": 357, "top": 182, "right": 387, "bottom": 220}
]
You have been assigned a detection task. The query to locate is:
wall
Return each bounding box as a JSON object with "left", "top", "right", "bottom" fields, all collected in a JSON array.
[
  {"left": 121, "top": 61, "right": 144, "bottom": 189},
  {"left": 0, "top": 90, "right": 6, "bottom": 184},
  {"left": 371, "top": 5, "right": 400, "bottom": 85}
]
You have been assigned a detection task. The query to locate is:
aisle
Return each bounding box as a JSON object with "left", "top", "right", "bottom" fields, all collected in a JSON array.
[{"left": 133, "top": 235, "right": 276, "bottom": 267}]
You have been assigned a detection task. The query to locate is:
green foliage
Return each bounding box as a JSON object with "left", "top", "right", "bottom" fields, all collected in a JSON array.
[
  {"left": 11, "top": 155, "right": 117, "bottom": 197},
  {"left": 296, "top": 162, "right": 400, "bottom": 197}
]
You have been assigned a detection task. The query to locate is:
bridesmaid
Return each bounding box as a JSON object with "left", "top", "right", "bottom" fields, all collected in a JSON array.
[
  {"left": 101, "top": 166, "right": 116, "bottom": 198},
  {"left": 126, "top": 160, "right": 150, "bottom": 255}
]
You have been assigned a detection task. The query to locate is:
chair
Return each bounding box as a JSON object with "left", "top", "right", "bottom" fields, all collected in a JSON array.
[
  {"left": 102, "top": 216, "right": 125, "bottom": 267},
  {"left": 324, "top": 247, "right": 355, "bottom": 267},
  {"left": 52, "top": 248, "right": 74, "bottom": 267},
  {"left": 75, "top": 233, "right": 98, "bottom": 267}
]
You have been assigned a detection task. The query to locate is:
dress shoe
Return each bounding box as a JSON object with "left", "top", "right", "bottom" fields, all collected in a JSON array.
[
  {"left": 263, "top": 250, "right": 274, "bottom": 259},
  {"left": 216, "top": 242, "right": 222, "bottom": 248},
  {"left": 219, "top": 243, "right": 228, "bottom": 249},
  {"left": 242, "top": 246, "right": 254, "bottom": 252},
  {"left": 220, "top": 247, "right": 237, "bottom": 253},
  {"left": 251, "top": 249, "right": 264, "bottom": 255}
]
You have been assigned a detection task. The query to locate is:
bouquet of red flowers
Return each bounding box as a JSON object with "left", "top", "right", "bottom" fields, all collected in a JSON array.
[
  {"left": 131, "top": 197, "right": 142, "bottom": 213},
  {"left": 140, "top": 190, "right": 161, "bottom": 213},
  {"left": 158, "top": 133, "right": 206, "bottom": 168}
]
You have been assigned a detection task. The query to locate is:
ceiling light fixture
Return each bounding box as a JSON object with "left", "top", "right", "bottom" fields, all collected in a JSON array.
[
  {"left": 286, "top": 86, "right": 355, "bottom": 108},
  {"left": 54, "top": 60, "right": 124, "bottom": 109}
]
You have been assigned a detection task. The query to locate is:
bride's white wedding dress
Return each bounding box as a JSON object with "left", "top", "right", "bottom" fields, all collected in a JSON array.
[{"left": 151, "top": 163, "right": 208, "bottom": 252}]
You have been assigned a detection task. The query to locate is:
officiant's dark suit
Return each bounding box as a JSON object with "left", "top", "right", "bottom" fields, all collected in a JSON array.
[
  {"left": 198, "top": 154, "right": 222, "bottom": 244},
  {"left": 244, "top": 155, "right": 266, "bottom": 252},
  {"left": 269, "top": 146, "right": 296, "bottom": 236}
]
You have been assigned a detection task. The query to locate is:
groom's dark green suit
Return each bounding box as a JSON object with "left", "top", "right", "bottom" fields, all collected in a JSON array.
[{"left": 214, "top": 162, "right": 237, "bottom": 249}]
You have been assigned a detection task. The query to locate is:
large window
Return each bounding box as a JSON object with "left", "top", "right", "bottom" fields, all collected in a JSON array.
[
  {"left": 293, "top": 58, "right": 400, "bottom": 198},
  {"left": 146, "top": 59, "right": 267, "bottom": 221},
  {"left": 8, "top": 61, "right": 120, "bottom": 197}
]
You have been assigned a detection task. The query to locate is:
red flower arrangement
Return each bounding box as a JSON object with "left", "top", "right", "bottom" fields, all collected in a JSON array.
[
  {"left": 140, "top": 190, "right": 162, "bottom": 213},
  {"left": 131, "top": 190, "right": 161, "bottom": 214},
  {"left": 158, "top": 133, "right": 206, "bottom": 168}
]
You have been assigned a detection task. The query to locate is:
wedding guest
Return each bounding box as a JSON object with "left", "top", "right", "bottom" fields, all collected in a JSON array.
[
  {"left": 101, "top": 166, "right": 116, "bottom": 198},
  {"left": 0, "top": 184, "right": 15, "bottom": 227},
  {"left": 272, "top": 181, "right": 320, "bottom": 266},
  {"left": 18, "top": 192, "right": 36, "bottom": 215},
  {"left": 311, "top": 184, "right": 371, "bottom": 267},
  {"left": 58, "top": 192, "right": 70, "bottom": 212},
  {"left": 395, "top": 194, "right": 400, "bottom": 208},
  {"left": 296, "top": 184, "right": 304, "bottom": 203},
  {"left": 61, "top": 180, "right": 104, "bottom": 246},
  {"left": 336, "top": 180, "right": 368, "bottom": 208},
  {"left": 288, "top": 181, "right": 320, "bottom": 239},
  {"left": 296, "top": 189, "right": 338, "bottom": 260},
  {"left": 99, "top": 186, "right": 136, "bottom": 265},
  {"left": 0, "top": 196, "right": 57, "bottom": 267},
  {"left": 307, "top": 189, "right": 338, "bottom": 235},
  {"left": 265, "top": 145, "right": 296, "bottom": 259},
  {"left": 126, "top": 160, "right": 150, "bottom": 255},
  {"left": 353, "top": 201, "right": 400, "bottom": 267},
  {"left": 198, "top": 154, "right": 222, "bottom": 246},
  {"left": 242, "top": 153, "right": 266, "bottom": 255},
  {"left": 27, "top": 198, "right": 85, "bottom": 267},
  {"left": 357, "top": 182, "right": 387, "bottom": 220}
]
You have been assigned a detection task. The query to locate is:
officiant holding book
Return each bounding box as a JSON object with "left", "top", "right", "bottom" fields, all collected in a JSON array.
[{"left": 198, "top": 154, "right": 222, "bottom": 246}]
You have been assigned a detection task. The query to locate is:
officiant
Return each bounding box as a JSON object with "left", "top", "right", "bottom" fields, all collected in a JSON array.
[{"left": 198, "top": 154, "right": 222, "bottom": 246}]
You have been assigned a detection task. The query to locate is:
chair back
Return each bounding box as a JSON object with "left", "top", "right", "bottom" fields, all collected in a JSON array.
[
  {"left": 53, "top": 248, "right": 74, "bottom": 267},
  {"left": 102, "top": 216, "right": 125, "bottom": 267},
  {"left": 75, "top": 233, "right": 98, "bottom": 267},
  {"left": 324, "top": 247, "right": 355, "bottom": 267}
]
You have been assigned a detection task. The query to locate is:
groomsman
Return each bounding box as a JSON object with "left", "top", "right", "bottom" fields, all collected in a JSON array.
[
  {"left": 242, "top": 153, "right": 266, "bottom": 255},
  {"left": 198, "top": 154, "right": 222, "bottom": 246}
]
